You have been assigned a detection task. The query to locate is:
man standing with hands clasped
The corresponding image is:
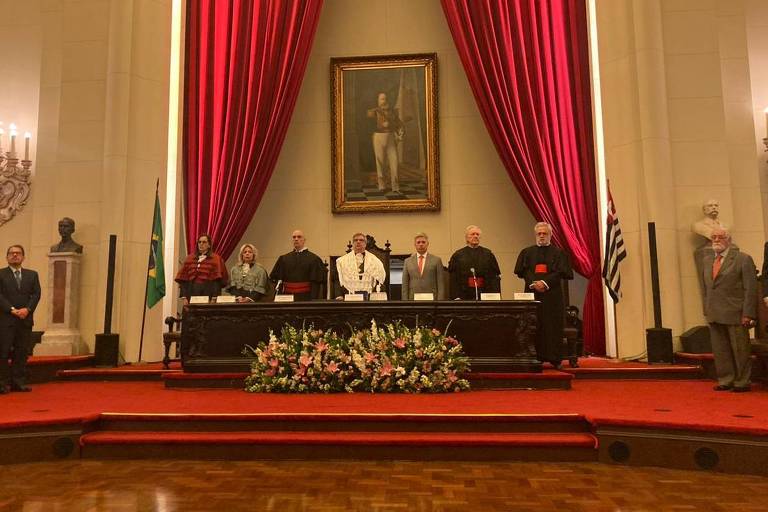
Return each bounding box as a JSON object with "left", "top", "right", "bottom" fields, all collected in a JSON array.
[
  {"left": 702, "top": 228, "right": 756, "bottom": 392},
  {"left": 0, "top": 245, "right": 41, "bottom": 393},
  {"left": 514, "top": 222, "right": 573, "bottom": 369},
  {"left": 402, "top": 232, "right": 445, "bottom": 300}
]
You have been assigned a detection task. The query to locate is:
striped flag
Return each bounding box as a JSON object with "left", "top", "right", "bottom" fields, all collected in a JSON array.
[{"left": 602, "top": 185, "right": 626, "bottom": 302}]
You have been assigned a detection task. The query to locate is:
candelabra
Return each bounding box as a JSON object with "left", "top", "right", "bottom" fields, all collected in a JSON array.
[{"left": 0, "top": 124, "right": 33, "bottom": 226}]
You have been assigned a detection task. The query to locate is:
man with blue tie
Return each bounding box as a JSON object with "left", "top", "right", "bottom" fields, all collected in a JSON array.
[{"left": 0, "top": 245, "right": 41, "bottom": 393}]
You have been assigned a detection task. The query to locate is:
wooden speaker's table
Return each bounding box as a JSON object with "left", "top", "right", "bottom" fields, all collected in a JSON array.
[{"left": 180, "top": 300, "right": 543, "bottom": 373}]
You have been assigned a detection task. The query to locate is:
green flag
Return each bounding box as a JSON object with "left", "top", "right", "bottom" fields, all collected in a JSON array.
[{"left": 146, "top": 190, "right": 165, "bottom": 308}]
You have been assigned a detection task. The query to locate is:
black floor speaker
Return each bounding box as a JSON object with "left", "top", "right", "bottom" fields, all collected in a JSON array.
[
  {"left": 94, "top": 333, "right": 120, "bottom": 367},
  {"left": 679, "top": 325, "right": 711, "bottom": 353},
  {"left": 646, "top": 327, "right": 673, "bottom": 363}
]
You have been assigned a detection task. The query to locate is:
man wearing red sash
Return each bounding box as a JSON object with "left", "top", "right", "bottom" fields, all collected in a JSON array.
[
  {"left": 514, "top": 222, "right": 573, "bottom": 369},
  {"left": 270, "top": 230, "right": 326, "bottom": 301},
  {"left": 448, "top": 225, "right": 501, "bottom": 300}
]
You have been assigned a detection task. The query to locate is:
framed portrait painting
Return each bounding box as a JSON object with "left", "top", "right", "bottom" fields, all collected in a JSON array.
[{"left": 331, "top": 53, "right": 439, "bottom": 213}]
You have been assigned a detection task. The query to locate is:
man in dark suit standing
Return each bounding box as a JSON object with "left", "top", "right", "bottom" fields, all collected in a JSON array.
[
  {"left": 0, "top": 245, "right": 41, "bottom": 393},
  {"left": 401, "top": 232, "right": 445, "bottom": 300},
  {"left": 702, "top": 228, "right": 756, "bottom": 392}
]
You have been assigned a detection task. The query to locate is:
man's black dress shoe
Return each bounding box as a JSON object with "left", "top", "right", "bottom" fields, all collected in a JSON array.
[
  {"left": 713, "top": 384, "right": 732, "bottom": 391},
  {"left": 10, "top": 385, "right": 31, "bottom": 392},
  {"left": 732, "top": 386, "right": 750, "bottom": 393}
]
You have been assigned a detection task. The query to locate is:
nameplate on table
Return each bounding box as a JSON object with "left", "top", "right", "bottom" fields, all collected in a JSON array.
[
  {"left": 189, "top": 296, "right": 210, "bottom": 304},
  {"left": 344, "top": 294, "right": 364, "bottom": 302},
  {"left": 414, "top": 293, "right": 434, "bottom": 301},
  {"left": 481, "top": 293, "right": 501, "bottom": 301},
  {"left": 274, "top": 294, "right": 294, "bottom": 303},
  {"left": 215, "top": 295, "right": 237, "bottom": 303},
  {"left": 513, "top": 292, "right": 535, "bottom": 301},
  {"left": 369, "top": 292, "right": 388, "bottom": 301}
]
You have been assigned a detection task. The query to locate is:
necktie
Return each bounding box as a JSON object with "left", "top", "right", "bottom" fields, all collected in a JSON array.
[
  {"left": 712, "top": 254, "right": 723, "bottom": 280},
  {"left": 418, "top": 255, "right": 424, "bottom": 275},
  {"left": 14, "top": 270, "right": 21, "bottom": 289}
]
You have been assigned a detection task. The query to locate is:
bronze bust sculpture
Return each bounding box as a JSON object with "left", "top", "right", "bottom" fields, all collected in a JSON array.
[{"left": 50, "top": 217, "right": 83, "bottom": 254}]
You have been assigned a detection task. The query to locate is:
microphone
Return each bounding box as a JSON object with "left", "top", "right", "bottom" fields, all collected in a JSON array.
[
  {"left": 470, "top": 267, "right": 479, "bottom": 301},
  {"left": 275, "top": 280, "right": 283, "bottom": 294}
]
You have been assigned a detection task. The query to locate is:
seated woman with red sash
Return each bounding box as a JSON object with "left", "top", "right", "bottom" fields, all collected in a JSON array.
[{"left": 175, "top": 234, "right": 228, "bottom": 302}]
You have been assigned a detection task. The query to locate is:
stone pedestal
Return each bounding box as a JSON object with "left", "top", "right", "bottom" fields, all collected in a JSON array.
[{"left": 36, "top": 252, "right": 82, "bottom": 355}]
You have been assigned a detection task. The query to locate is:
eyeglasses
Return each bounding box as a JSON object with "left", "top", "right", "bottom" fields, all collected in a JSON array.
[{"left": 7, "top": 251, "right": 22, "bottom": 255}]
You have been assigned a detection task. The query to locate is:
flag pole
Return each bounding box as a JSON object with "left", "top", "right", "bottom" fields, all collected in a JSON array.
[{"left": 137, "top": 178, "right": 160, "bottom": 363}]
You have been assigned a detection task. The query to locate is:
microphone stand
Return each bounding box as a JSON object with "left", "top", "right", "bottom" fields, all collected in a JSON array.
[{"left": 470, "top": 267, "right": 479, "bottom": 301}]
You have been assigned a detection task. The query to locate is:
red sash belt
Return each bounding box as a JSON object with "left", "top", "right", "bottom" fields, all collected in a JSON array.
[
  {"left": 467, "top": 277, "right": 485, "bottom": 288},
  {"left": 535, "top": 263, "right": 548, "bottom": 274},
  {"left": 284, "top": 281, "right": 311, "bottom": 294}
]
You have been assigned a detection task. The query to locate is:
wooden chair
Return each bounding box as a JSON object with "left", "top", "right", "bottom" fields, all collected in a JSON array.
[
  {"left": 329, "top": 235, "right": 391, "bottom": 298},
  {"left": 162, "top": 316, "right": 181, "bottom": 369}
]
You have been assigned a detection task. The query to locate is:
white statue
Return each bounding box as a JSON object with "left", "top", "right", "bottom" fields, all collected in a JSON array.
[
  {"left": 692, "top": 199, "right": 735, "bottom": 280},
  {"left": 692, "top": 199, "right": 728, "bottom": 241}
]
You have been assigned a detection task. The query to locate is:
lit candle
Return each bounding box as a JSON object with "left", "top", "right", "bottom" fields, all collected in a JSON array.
[
  {"left": 24, "top": 132, "right": 31, "bottom": 160},
  {"left": 9, "top": 123, "right": 16, "bottom": 154}
]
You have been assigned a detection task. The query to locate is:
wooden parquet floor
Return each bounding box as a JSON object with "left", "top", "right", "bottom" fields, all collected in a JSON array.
[{"left": 1, "top": 460, "right": 768, "bottom": 512}]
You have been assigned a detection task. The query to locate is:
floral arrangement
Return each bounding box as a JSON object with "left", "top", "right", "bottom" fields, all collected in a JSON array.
[{"left": 244, "top": 320, "right": 470, "bottom": 393}]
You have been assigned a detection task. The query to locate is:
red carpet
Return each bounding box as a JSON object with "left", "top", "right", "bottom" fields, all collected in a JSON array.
[{"left": 2, "top": 379, "right": 766, "bottom": 436}]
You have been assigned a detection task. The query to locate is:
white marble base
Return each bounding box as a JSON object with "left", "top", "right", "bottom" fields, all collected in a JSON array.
[{"left": 36, "top": 330, "right": 81, "bottom": 356}]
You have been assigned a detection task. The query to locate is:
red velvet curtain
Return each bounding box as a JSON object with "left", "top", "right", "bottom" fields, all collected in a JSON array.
[
  {"left": 184, "top": 0, "right": 323, "bottom": 259},
  {"left": 441, "top": 0, "right": 605, "bottom": 354}
]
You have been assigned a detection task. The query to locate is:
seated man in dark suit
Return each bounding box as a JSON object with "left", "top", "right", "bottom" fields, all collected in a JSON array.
[{"left": 0, "top": 245, "right": 41, "bottom": 393}]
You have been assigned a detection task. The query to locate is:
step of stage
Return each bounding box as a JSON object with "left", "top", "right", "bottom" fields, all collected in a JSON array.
[
  {"left": 56, "top": 361, "right": 183, "bottom": 382},
  {"left": 162, "top": 371, "right": 573, "bottom": 390},
  {"left": 57, "top": 368, "right": 182, "bottom": 381},
  {"left": 79, "top": 412, "right": 597, "bottom": 461},
  {"left": 27, "top": 355, "right": 95, "bottom": 384},
  {"left": 560, "top": 365, "right": 704, "bottom": 380},
  {"left": 79, "top": 430, "right": 598, "bottom": 461},
  {"left": 89, "top": 412, "right": 593, "bottom": 434}
]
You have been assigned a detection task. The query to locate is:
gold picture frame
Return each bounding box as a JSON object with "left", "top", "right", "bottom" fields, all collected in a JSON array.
[{"left": 331, "top": 53, "right": 439, "bottom": 213}]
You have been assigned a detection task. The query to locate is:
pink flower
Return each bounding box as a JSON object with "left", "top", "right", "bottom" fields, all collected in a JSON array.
[
  {"left": 365, "top": 353, "right": 377, "bottom": 364},
  {"left": 432, "top": 328, "right": 441, "bottom": 336},
  {"left": 326, "top": 361, "right": 339, "bottom": 373},
  {"left": 380, "top": 361, "right": 393, "bottom": 377},
  {"left": 444, "top": 336, "right": 459, "bottom": 346},
  {"left": 393, "top": 338, "right": 406, "bottom": 349},
  {"left": 447, "top": 370, "right": 458, "bottom": 383},
  {"left": 264, "top": 368, "right": 276, "bottom": 377},
  {"left": 415, "top": 349, "right": 424, "bottom": 358},
  {"left": 314, "top": 340, "right": 328, "bottom": 352},
  {"left": 269, "top": 359, "right": 279, "bottom": 368},
  {"left": 299, "top": 354, "right": 312, "bottom": 367}
]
